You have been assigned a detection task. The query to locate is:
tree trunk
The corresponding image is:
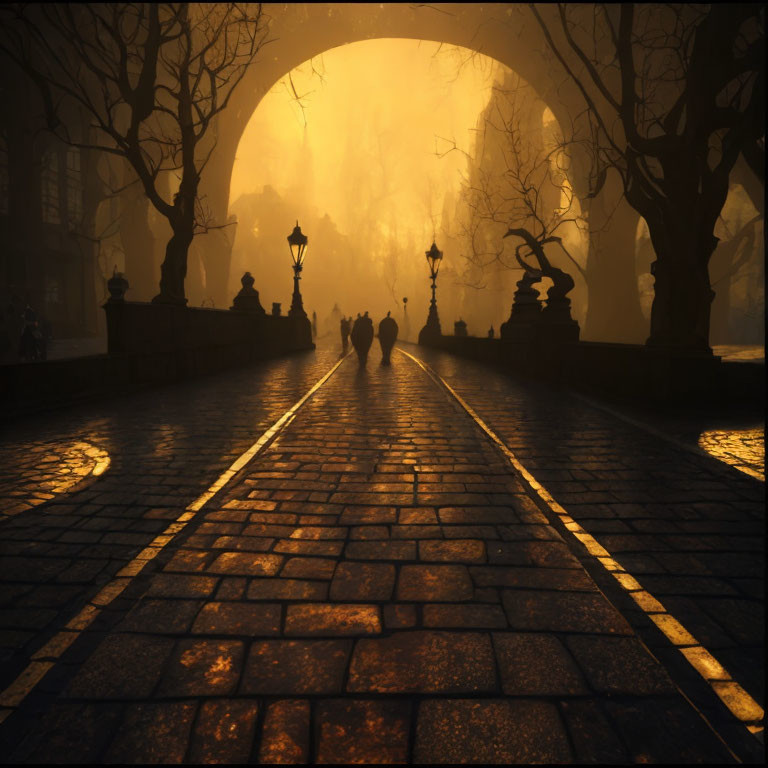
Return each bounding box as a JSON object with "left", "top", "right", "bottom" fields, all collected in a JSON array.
[
  {"left": 152, "top": 175, "right": 197, "bottom": 305},
  {"left": 647, "top": 223, "right": 718, "bottom": 350},
  {"left": 154, "top": 225, "right": 193, "bottom": 305}
]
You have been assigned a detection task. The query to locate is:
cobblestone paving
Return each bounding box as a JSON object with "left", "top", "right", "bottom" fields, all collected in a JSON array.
[
  {"left": 409, "top": 346, "right": 765, "bottom": 714},
  {"left": 697, "top": 428, "right": 764, "bottom": 481},
  {"left": 0, "top": 440, "right": 110, "bottom": 519},
  {"left": 577, "top": 392, "right": 765, "bottom": 481},
  {"left": 0, "top": 349, "right": 338, "bottom": 690},
  {"left": 1, "top": 350, "right": 743, "bottom": 763}
]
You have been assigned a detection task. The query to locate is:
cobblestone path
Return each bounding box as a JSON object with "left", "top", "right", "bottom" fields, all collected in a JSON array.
[
  {"left": 696, "top": 428, "right": 763, "bottom": 481},
  {"left": 0, "top": 350, "right": 338, "bottom": 693},
  {"left": 0, "top": 343, "right": 762, "bottom": 762},
  {"left": 408, "top": 346, "right": 764, "bottom": 709}
]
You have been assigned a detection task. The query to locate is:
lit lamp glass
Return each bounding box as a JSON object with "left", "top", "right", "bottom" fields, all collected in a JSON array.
[
  {"left": 287, "top": 221, "right": 308, "bottom": 269},
  {"left": 425, "top": 241, "right": 442, "bottom": 278}
]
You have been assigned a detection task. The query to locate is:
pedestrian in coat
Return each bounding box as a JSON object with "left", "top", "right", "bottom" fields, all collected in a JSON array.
[
  {"left": 351, "top": 311, "right": 374, "bottom": 365},
  {"left": 378, "top": 311, "right": 399, "bottom": 365}
]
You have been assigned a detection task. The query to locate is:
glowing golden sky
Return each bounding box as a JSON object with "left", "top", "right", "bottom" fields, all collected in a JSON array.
[
  {"left": 230, "top": 38, "right": 502, "bottom": 253},
  {"left": 227, "top": 37, "right": 763, "bottom": 339}
]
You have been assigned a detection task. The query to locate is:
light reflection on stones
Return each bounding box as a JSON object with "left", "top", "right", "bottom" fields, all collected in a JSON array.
[
  {"left": 0, "top": 440, "right": 110, "bottom": 518},
  {"left": 698, "top": 428, "right": 765, "bottom": 481},
  {"left": 150, "top": 424, "right": 179, "bottom": 458},
  {"left": 206, "top": 654, "right": 234, "bottom": 687}
]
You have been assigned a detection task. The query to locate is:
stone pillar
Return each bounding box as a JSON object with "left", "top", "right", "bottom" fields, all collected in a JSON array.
[
  {"left": 230, "top": 272, "right": 265, "bottom": 315},
  {"left": 500, "top": 273, "right": 543, "bottom": 342}
]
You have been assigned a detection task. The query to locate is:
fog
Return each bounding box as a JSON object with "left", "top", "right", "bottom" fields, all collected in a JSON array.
[
  {"left": 3, "top": 22, "right": 760, "bottom": 361},
  {"left": 229, "top": 39, "right": 512, "bottom": 339},
  {"left": 227, "top": 36, "right": 763, "bottom": 346}
]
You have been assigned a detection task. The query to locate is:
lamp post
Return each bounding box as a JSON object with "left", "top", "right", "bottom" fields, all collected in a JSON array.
[
  {"left": 402, "top": 296, "right": 411, "bottom": 343},
  {"left": 287, "top": 221, "right": 308, "bottom": 318},
  {"left": 418, "top": 241, "right": 443, "bottom": 344}
]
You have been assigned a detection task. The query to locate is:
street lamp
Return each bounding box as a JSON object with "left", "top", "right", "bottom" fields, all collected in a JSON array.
[
  {"left": 419, "top": 241, "right": 443, "bottom": 343},
  {"left": 287, "top": 221, "right": 308, "bottom": 318}
]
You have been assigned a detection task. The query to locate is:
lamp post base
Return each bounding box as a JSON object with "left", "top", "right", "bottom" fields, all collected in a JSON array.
[
  {"left": 419, "top": 297, "right": 441, "bottom": 345},
  {"left": 289, "top": 271, "right": 307, "bottom": 319},
  {"left": 291, "top": 314, "right": 314, "bottom": 349}
]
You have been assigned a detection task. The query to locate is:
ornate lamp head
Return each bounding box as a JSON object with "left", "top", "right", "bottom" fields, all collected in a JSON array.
[
  {"left": 425, "top": 241, "right": 443, "bottom": 278},
  {"left": 287, "top": 221, "right": 308, "bottom": 269}
]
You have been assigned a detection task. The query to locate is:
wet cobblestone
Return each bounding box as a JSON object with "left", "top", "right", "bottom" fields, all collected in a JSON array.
[
  {"left": 698, "top": 428, "right": 764, "bottom": 480},
  {"left": 410, "top": 344, "right": 765, "bottom": 713},
  {"left": 0, "top": 349, "right": 338, "bottom": 684},
  {"left": 0, "top": 342, "right": 761, "bottom": 762}
]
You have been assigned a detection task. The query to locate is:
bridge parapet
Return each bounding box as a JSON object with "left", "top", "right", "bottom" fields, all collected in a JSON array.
[{"left": 418, "top": 334, "right": 756, "bottom": 404}]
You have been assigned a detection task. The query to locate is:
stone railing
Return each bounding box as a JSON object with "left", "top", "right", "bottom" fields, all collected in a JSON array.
[
  {"left": 418, "top": 333, "right": 762, "bottom": 403},
  {"left": 101, "top": 269, "right": 314, "bottom": 384},
  {"left": 1, "top": 273, "right": 314, "bottom": 418},
  {"left": 102, "top": 301, "right": 313, "bottom": 384}
]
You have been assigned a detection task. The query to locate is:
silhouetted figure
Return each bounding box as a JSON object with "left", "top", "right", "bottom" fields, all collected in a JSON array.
[
  {"left": 19, "top": 304, "right": 44, "bottom": 362},
  {"left": 351, "top": 312, "right": 374, "bottom": 366},
  {"left": 488, "top": 326, "right": 495, "bottom": 339},
  {"left": 340, "top": 316, "right": 350, "bottom": 351},
  {"left": 378, "top": 311, "right": 399, "bottom": 365}
]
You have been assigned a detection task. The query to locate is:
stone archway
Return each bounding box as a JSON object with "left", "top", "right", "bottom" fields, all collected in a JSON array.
[
  {"left": 196, "top": 3, "right": 589, "bottom": 306},
  {"left": 189, "top": 2, "right": 648, "bottom": 343}
]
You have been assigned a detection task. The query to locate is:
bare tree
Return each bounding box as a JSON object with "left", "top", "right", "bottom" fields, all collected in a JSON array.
[
  {"left": 446, "top": 73, "right": 588, "bottom": 310},
  {"left": 531, "top": 3, "right": 765, "bottom": 350},
  {"left": 0, "top": 3, "right": 271, "bottom": 304}
]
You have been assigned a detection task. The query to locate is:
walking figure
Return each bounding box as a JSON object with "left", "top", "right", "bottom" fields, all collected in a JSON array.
[
  {"left": 378, "top": 311, "right": 399, "bottom": 365},
  {"left": 351, "top": 311, "right": 374, "bottom": 366},
  {"left": 340, "top": 316, "right": 350, "bottom": 351}
]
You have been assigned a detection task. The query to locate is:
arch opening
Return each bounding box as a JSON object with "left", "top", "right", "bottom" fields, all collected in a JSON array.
[{"left": 225, "top": 38, "right": 587, "bottom": 338}]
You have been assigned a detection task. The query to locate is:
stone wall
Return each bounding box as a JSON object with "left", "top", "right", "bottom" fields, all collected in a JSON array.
[
  {"left": 422, "top": 335, "right": 763, "bottom": 403},
  {"left": 103, "top": 301, "right": 313, "bottom": 376},
  {"left": 1, "top": 301, "right": 314, "bottom": 419}
]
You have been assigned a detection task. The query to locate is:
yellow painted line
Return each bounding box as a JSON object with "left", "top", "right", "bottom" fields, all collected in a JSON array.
[
  {"left": 65, "top": 604, "right": 99, "bottom": 631},
  {"left": 398, "top": 347, "right": 764, "bottom": 737},
  {"left": 0, "top": 352, "right": 350, "bottom": 720},
  {"left": 31, "top": 631, "right": 80, "bottom": 661},
  {"left": 0, "top": 661, "right": 54, "bottom": 708}
]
